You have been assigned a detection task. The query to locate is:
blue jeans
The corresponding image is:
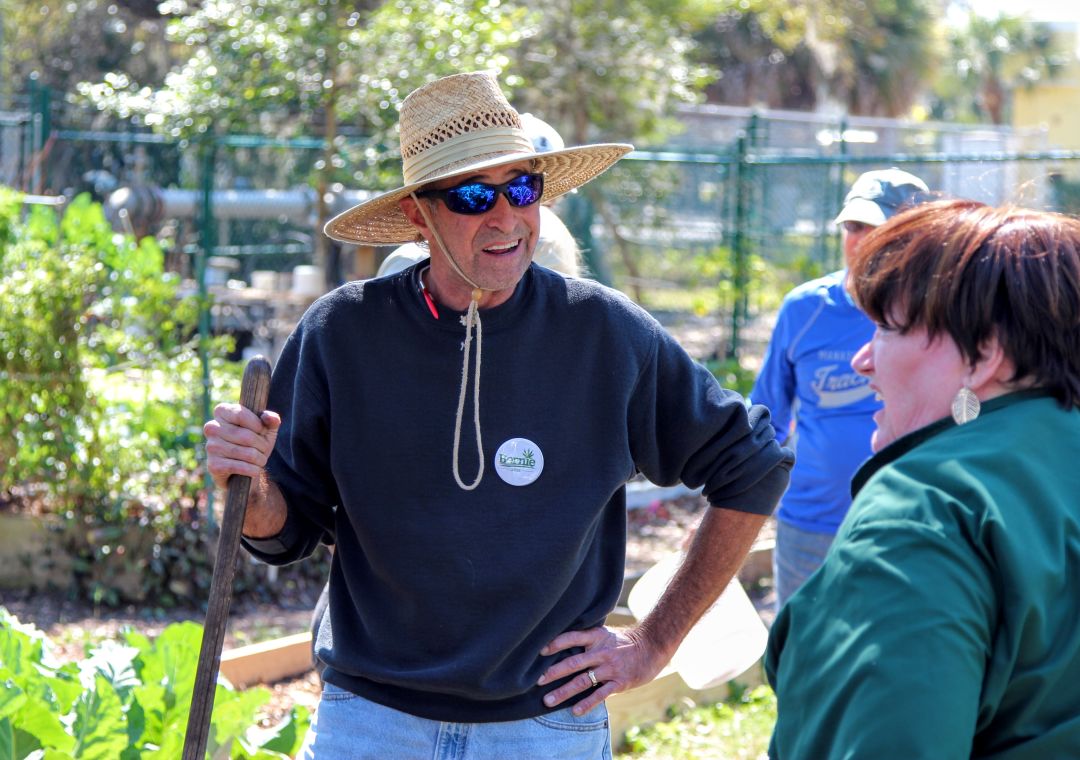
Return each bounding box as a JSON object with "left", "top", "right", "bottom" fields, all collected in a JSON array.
[
  {"left": 773, "top": 519, "right": 836, "bottom": 611},
  {"left": 298, "top": 683, "right": 612, "bottom": 759}
]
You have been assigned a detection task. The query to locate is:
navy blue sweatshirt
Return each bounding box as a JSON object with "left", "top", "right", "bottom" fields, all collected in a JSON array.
[{"left": 243, "top": 263, "right": 792, "bottom": 722}]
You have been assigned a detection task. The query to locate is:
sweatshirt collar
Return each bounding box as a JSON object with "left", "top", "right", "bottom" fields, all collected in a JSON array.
[{"left": 408, "top": 263, "right": 534, "bottom": 331}]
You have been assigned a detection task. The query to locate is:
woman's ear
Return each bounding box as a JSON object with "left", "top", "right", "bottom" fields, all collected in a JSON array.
[{"left": 967, "top": 335, "right": 1015, "bottom": 394}]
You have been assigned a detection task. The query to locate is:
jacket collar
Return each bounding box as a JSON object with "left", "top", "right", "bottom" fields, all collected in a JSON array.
[{"left": 851, "top": 388, "right": 1054, "bottom": 498}]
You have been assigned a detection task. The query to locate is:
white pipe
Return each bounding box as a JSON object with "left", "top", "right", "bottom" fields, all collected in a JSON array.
[{"left": 106, "top": 185, "right": 372, "bottom": 229}]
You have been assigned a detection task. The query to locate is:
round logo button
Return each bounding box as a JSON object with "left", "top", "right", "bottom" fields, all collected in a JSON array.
[{"left": 494, "top": 438, "right": 544, "bottom": 486}]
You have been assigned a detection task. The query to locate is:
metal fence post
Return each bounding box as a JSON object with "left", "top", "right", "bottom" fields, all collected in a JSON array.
[
  {"left": 198, "top": 136, "right": 217, "bottom": 528},
  {"left": 833, "top": 116, "right": 851, "bottom": 269},
  {"left": 730, "top": 133, "right": 749, "bottom": 357}
]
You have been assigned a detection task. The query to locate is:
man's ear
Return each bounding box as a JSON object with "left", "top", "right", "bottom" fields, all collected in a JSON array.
[{"left": 399, "top": 195, "right": 429, "bottom": 236}]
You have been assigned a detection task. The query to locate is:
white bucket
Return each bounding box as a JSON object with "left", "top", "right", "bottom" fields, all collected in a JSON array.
[
  {"left": 251, "top": 270, "right": 279, "bottom": 292},
  {"left": 292, "top": 265, "right": 323, "bottom": 298},
  {"left": 627, "top": 551, "right": 768, "bottom": 690}
]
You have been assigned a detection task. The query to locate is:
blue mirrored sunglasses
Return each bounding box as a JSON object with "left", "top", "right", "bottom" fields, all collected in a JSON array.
[{"left": 418, "top": 173, "right": 544, "bottom": 215}]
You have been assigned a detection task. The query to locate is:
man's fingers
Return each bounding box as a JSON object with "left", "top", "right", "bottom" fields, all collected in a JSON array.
[
  {"left": 537, "top": 646, "right": 604, "bottom": 685},
  {"left": 542, "top": 669, "right": 619, "bottom": 713},
  {"left": 541, "top": 670, "right": 598, "bottom": 708},
  {"left": 205, "top": 435, "right": 272, "bottom": 466},
  {"left": 204, "top": 405, "right": 280, "bottom": 490},
  {"left": 214, "top": 402, "right": 269, "bottom": 431},
  {"left": 541, "top": 626, "right": 607, "bottom": 656},
  {"left": 205, "top": 418, "right": 274, "bottom": 453},
  {"left": 569, "top": 681, "right": 617, "bottom": 716}
]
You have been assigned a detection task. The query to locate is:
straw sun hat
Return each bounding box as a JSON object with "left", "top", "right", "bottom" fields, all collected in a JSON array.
[{"left": 324, "top": 71, "right": 633, "bottom": 245}]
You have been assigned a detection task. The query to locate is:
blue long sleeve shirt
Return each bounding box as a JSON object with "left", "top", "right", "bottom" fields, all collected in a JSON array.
[{"left": 749, "top": 270, "right": 877, "bottom": 534}]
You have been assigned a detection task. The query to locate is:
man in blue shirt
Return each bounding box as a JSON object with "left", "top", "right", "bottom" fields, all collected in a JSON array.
[{"left": 751, "top": 168, "right": 929, "bottom": 609}]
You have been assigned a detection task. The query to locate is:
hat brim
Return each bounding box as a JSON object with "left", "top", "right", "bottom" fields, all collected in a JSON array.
[
  {"left": 834, "top": 198, "right": 888, "bottom": 227},
  {"left": 324, "top": 143, "right": 633, "bottom": 245}
]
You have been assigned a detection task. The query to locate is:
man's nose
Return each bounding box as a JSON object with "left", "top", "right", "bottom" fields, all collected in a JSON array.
[{"left": 483, "top": 193, "right": 518, "bottom": 230}]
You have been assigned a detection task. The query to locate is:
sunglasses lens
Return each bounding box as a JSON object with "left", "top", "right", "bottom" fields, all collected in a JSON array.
[
  {"left": 445, "top": 183, "right": 498, "bottom": 214},
  {"left": 435, "top": 174, "right": 544, "bottom": 214},
  {"left": 506, "top": 174, "right": 543, "bottom": 207}
]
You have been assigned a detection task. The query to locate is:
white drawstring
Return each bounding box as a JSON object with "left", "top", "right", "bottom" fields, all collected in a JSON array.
[{"left": 412, "top": 193, "right": 485, "bottom": 490}]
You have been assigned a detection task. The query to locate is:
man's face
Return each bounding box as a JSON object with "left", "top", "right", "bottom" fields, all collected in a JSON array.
[
  {"left": 401, "top": 160, "right": 541, "bottom": 309},
  {"left": 841, "top": 220, "right": 874, "bottom": 269}
]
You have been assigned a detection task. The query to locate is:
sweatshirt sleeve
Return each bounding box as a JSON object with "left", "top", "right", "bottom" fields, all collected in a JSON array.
[
  {"left": 627, "top": 325, "right": 793, "bottom": 515},
  {"left": 749, "top": 299, "right": 797, "bottom": 445},
  {"left": 241, "top": 309, "right": 339, "bottom": 565}
]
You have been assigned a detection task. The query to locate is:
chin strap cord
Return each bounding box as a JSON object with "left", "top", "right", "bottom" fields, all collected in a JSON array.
[{"left": 412, "top": 193, "right": 485, "bottom": 490}]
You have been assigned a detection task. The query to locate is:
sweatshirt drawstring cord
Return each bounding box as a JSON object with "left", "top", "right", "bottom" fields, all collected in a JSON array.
[{"left": 412, "top": 193, "right": 485, "bottom": 490}]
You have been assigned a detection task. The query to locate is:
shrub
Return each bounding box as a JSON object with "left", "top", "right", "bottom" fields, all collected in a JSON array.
[{"left": 0, "top": 189, "right": 332, "bottom": 607}]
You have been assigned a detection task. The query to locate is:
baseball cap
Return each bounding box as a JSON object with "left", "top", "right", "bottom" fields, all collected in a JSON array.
[{"left": 835, "top": 168, "right": 930, "bottom": 227}]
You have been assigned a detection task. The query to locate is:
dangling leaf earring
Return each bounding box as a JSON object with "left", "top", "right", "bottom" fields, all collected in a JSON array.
[{"left": 951, "top": 386, "right": 981, "bottom": 425}]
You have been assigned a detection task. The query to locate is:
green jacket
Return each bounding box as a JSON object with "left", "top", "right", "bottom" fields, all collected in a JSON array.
[{"left": 766, "top": 391, "right": 1080, "bottom": 759}]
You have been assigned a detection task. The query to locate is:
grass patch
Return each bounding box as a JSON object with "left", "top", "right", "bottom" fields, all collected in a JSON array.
[
  {"left": 616, "top": 684, "right": 776, "bottom": 759},
  {"left": 636, "top": 285, "right": 722, "bottom": 315}
]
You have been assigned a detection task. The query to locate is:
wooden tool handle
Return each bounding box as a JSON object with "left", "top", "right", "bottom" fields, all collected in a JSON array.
[{"left": 183, "top": 355, "right": 272, "bottom": 760}]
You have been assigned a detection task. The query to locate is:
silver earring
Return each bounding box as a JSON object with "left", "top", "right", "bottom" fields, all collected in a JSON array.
[{"left": 951, "top": 386, "right": 980, "bottom": 425}]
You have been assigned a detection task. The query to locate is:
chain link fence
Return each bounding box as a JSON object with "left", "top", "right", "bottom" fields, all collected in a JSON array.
[{"left": 7, "top": 86, "right": 1080, "bottom": 368}]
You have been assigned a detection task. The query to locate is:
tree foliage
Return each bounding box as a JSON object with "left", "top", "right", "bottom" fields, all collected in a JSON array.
[
  {"left": 0, "top": 0, "right": 173, "bottom": 100},
  {"left": 690, "top": 5, "right": 819, "bottom": 110},
  {"left": 930, "top": 11, "right": 1070, "bottom": 124},
  {"left": 509, "top": 0, "right": 715, "bottom": 146},
  {"left": 805, "top": 0, "right": 940, "bottom": 117},
  {"left": 76, "top": 0, "right": 527, "bottom": 146}
]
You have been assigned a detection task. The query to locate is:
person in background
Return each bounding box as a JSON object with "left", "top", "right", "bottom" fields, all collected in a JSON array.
[
  {"left": 767, "top": 199, "right": 1080, "bottom": 758},
  {"left": 749, "top": 167, "right": 929, "bottom": 609},
  {"left": 205, "top": 70, "right": 793, "bottom": 758}
]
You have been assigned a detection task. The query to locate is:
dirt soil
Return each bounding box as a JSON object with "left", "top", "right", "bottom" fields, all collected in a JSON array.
[{"left": 0, "top": 494, "right": 774, "bottom": 731}]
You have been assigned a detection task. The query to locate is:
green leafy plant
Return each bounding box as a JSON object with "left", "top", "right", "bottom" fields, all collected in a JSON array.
[
  {"left": 617, "top": 684, "right": 776, "bottom": 759},
  {"left": 0, "top": 608, "right": 309, "bottom": 759},
  {"left": 704, "top": 357, "right": 756, "bottom": 397}
]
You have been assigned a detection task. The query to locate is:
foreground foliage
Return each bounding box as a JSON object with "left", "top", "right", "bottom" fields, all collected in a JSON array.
[
  {"left": 617, "top": 684, "right": 776, "bottom": 759},
  {"left": 0, "top": 609, "right": 309, "bottom": 759}
]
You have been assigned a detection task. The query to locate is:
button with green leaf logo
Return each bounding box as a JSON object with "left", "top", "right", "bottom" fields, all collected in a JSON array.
[{"left": 494, "top": 438, "right": 544, "bottom": 486}]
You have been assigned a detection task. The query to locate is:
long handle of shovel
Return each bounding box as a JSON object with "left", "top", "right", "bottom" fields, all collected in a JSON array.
[{"left": 183, "top": 355, "right": 272, "bottom": 760}]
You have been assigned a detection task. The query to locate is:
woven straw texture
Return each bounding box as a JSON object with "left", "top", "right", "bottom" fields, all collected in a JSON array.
[
  {"left": 400, "top": 72, "right": 522, "bottom": 162},
  {"left": 325, "top": 71, "right": 632, "bottom": 245}
]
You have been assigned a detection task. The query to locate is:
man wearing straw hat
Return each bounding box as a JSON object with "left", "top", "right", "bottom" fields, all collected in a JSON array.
[{"left": 205, "top": 71, "right": 793, "bottom": 758}]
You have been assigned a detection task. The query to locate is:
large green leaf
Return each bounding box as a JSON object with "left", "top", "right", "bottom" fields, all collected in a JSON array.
[
  {"left": 35, "top": 750, "right": 77, "bottom": 760},
  {"left": 0, "top": 681, "right": 26, "bottom": 721},
  {"left": 0, "top": 720, "right": 43, "bottom": 760},
  {"left": 39, "top": 667, "right": 83, "bottom": 716},
  {"left": 70, "top": 675, "right": 127, "bottom": 760},
  {"left": 0, "top": 718, "right": 14, "bottom": 760},
  {"left": 81, "top": 640, "right": 141, "bottom": 695},
  {"left": 252, "top": 704, "right": 310, "bottom": 756},
  {"left": 0, "top": 613, "right": 45, "bottom": 680},
  {"left": 130, "top": 683, "right": 166, "bottom": 749},
  {"left": 10, "top": 698, "right": 73, "bottom": 754},
  {"left": 144, "top": 622, "right": 201, "bottom": 701},
  {"left": 209, "top": 685, "right": 269, "bottom": 753}
]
